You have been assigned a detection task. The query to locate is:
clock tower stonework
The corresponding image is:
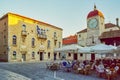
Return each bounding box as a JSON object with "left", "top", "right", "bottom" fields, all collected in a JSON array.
[{"left": 86, "top": 5, "right": 105, "bottom": 46}]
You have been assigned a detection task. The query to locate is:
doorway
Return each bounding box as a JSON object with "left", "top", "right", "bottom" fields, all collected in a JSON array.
[
  {"left": 73, "top": 53, "right": 77, "bottom": 60},
  {"left": 22, "top": 54, "right": 26, "bottom": 61},
  {"left": 40, "top": 52, "right": 43, "bottom": 61},
  {"left": 91, "top": 53, "right": 95, "bottom": 61}
]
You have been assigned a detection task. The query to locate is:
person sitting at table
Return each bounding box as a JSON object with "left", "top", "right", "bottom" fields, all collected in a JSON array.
[
  {"left": 72, "top": 62, "right": 79, "bottom": 73},
  {"left": 79, "top": 61, "right": 85, "bottom": 69},
  {"left": 112, "top": 63, "right": 120, "bottom": 79},
  {"left": 114, "top": 63, "right": 119, "bottom": 72},
  {"left": 91, "top": 60, "right": 96, "bottom": 70},
  {"left": 77, "top": 61, "right": 85, "bottom": 74},
  {"left": 97, "top": 61, "right": 105, "bottom": 77}
]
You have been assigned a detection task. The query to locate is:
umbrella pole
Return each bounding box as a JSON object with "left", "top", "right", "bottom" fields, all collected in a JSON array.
[{"left": 85, "top": 54, "right": 87, "bottom": 60}]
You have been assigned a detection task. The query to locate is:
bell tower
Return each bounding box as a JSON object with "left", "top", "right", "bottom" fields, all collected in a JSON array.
[{"left": 86, "top": 5, "right": 105, "bottom": 46}]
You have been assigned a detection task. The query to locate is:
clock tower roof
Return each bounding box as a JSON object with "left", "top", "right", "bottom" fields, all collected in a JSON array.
[{"left": 87, "top": 5, "right": 104, "bottom": 19}]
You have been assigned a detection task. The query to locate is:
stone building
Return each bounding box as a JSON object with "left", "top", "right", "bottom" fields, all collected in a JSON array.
[
  {"left": 0, "top": 12, "right": 63, "bottom": 62},
  {"left": 77, "top": 5, "right": 119, "bottom": 60}
]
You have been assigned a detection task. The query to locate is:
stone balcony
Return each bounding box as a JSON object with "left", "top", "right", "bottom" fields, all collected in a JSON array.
[
  {"left": 37, "top": 34, "right": 47, "bottom": 39},
  {"left": 21, "top": 30, "right": 27, "bottom": 36}
]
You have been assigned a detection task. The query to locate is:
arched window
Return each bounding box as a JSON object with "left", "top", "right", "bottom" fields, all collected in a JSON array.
[
  {"left": 13, "top": 35, "right": 17, "bottom": 45},
  {"left": 32, "top": 52, "right": 35, "bottom": 58},
  {"left": 22, "top": 24, "right": 26, "bottom": 31},
  {"left": 13, "top": 51, "right": 16, "bottom": 59},
  {"left": 47, "top": 40, "right": 50, "bottom": 48},
  {"left": 54, "top": 32, "right": 56, "bottom": 37},
  {"left": 32, "top": 38, "right": 35, "bottom": 47}
]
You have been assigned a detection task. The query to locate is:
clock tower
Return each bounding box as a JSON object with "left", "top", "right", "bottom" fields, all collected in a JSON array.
[{"left": 86, "top": 5, "right": 105, "bottom": 46}]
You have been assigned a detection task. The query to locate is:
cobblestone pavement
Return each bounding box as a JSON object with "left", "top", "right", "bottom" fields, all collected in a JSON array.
[
  {"left": 0, "top": 68, "right": 31, "bottom": 80},
  {"left": 0, "top": 62, "right": 118, "bottom": 80}
]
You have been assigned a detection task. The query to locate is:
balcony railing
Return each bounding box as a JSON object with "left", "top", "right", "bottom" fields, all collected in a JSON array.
[
  {"left": 21, "top": 30, "right": 27, "bottom": 36},
  {"left": 37, "top": 34, "right": 47, "bottom": 39}
]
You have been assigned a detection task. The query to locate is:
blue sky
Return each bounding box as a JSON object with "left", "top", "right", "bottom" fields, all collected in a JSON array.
[{"left": 0, "top": 0, "right": 120, "bottom": 37}]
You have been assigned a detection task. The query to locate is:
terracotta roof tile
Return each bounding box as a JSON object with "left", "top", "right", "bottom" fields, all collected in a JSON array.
[
  {"left": 100, "top": 30, "right": 120, "bottom": 39},
  {"left": 63, "top": 35, "right": 77, "bottom": 45},
  {"left": 105, "top": 23, "right": 116, "bottom": 29},
  {"left": 77, "top": 29, "right": 87, "bottom": 33}
]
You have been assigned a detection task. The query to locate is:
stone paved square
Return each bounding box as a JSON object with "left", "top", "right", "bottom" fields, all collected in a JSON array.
[{"left": 0, "top": 62, "right": 116, "bottom": 80}]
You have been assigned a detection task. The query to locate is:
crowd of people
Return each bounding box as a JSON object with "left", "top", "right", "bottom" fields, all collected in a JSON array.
[{"left": 47, "top": 58, "right": 120, "bottom": 80}]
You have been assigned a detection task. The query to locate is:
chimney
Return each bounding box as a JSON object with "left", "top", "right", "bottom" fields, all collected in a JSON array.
[{"left": 116, "top": 18, "right": 119, "bottom": 27}]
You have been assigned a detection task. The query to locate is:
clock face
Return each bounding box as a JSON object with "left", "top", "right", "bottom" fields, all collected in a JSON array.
[{"left": 88, "top": 18, "right": 98, "bottom": 28}]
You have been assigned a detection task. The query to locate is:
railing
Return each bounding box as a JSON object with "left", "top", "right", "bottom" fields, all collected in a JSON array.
[
  {"left": 21, "top": 30, "right": 27, "bottom": 36},
  {"left": 37, "top": 34, "right": 47, "bottom": 39}
]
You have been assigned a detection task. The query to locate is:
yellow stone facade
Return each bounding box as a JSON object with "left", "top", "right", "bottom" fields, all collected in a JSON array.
[{"left": 0, "top": 12, "right": 63, "bottom": 62}]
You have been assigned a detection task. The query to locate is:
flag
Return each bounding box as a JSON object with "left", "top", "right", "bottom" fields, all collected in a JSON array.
[{"left": 37, "top": 26, "right": 40, "bottom": 34}]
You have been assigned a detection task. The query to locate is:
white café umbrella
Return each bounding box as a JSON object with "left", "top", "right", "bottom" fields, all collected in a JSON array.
[
  {"left": 78, "top": 46, "right": 92, "bottom": 53},
  {"left": 91, "top": 44, "right": 117, "bottom": 53},
  {"left": 54, "top": 44, "right": 83, "bottom": 52},
  {"left": 114, "top": 45, "right": 120, "bottom": 54}
]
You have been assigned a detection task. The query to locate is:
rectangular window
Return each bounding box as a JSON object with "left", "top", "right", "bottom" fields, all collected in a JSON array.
[
  {"left": 32, "top": 52, "right": 35, "bottom": 59},
  {"left": 13, "top": 51, "right": 16, "bottom": 59},
  {"left": 59, "top": 53, "right": 61, "bottom": 58},
  {"left": 68, "top": 53, "right": 71, "bottom": 57},
  {"left": 48, "top": 52, "right": 50, "bottom": 59},
  {"left": 13, "top": 35, "right": 17, "bottom": 45},
  {"left": 32, "top": 38, "right": 35, "bottom": 47},
  {"left": 59, "top": 42, "right": 61, "bottom": 48},
  {"left": 80, "top": 53, "right": 83, "bottom": 57},
  {"left": 47, "top": 40, "right": 50, "bottom": 48},
  {"left": 54, "top": 32, "right": 56, "bottom": 37}
]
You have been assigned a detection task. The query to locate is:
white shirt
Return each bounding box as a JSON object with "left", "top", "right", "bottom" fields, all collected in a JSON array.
[
  {"left": 98, "top": 64, "right": 105, "bottom": 73},
  {"left": 79, "top": 63, "right": 85, "bottom": 69},
  {"left": 114, "top": 66, "right": 119, "bottom": 71}
]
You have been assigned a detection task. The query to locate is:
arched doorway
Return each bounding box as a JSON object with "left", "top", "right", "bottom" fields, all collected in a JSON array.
[
  {"left": 40, "top": 52, "right": 43, "bottom": 61},
  {"left": 38, "top": 51, "right": 44, "bottom": 61}
]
